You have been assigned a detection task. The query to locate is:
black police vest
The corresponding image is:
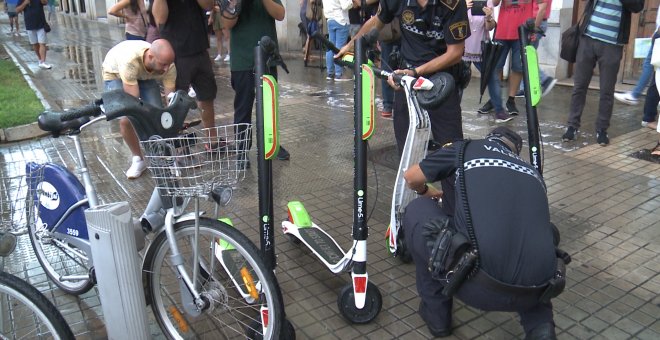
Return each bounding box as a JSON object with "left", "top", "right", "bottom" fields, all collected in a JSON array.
[{"left": 455, "top": 139, "right": 556, "bottom": 286}]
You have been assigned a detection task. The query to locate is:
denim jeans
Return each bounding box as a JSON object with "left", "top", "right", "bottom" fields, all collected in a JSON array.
[
  {"left": 104, "top": 79, "right": 162, "bottom": 107},
  {"left": 632, "top": 31, "right": 660, "bottom": 98},
  {"left": 474, "top": 61, "right": 500, "bottom": 106},
  {"left": 519, "top": 20, "right": 549, "bottom": 91},
  {"left": 489, "top": 39, "right": 522, "bottom": 112},
  {"left": 643, "top": 72, "right": 659, "bottom": 123},
  {"left": 379, "top": 40, "right": 399, "bottom": 112},
  {"left": 326, "top": 19, "right": 349, "bottom": 77}
]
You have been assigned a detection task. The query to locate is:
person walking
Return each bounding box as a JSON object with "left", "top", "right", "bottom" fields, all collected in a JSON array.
[
  {"left": 108, "top": 0, "right": 148, "bottom": 41},
  {"left": 561, "top": 0, "right": 644, "bottom": 146},
  {"left": 323, "top": 0, "right": 354, "bottom": 81},
  {"left": 210, "top": 0, "right": 230, "bottom": 62},
  {"left": 102, "top": 39, "right": 177, "bottom": 178},
  {"left": 16, "top": 0, "right": 51, "bottom": 69},
  {"left": 7, "top": 0, "right": 20, "bottom": 33},
  {"left": 402, "top": 127, "right": 567, "bottom": 339}
]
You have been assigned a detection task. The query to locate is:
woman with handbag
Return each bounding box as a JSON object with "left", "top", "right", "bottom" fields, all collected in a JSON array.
[{"left": 108, "top": 0, "right": 148, "bottom": 41}]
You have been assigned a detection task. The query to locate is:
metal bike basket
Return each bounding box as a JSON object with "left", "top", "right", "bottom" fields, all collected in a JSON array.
[
  {"left": 0, "top": 160, "right": 44, "bottom": 235},
  {"left": 140, "top": 124, "right": 252, "bottom": 197}
]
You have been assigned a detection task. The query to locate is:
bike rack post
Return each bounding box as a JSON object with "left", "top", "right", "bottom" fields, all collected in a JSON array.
[{"left": 85, "top": 201, "right": 150, "bottom": 339}]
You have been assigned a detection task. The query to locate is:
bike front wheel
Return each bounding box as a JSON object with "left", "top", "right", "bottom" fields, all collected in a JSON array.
[
  {"left": 0, "top": 271, "right": 75, "bottom": 339},
  {"left": 143, "top": 218, "right": 284, "bottom": 339}
]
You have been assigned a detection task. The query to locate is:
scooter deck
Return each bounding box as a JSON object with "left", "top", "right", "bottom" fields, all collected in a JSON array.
[
  {"left": 298, "top": 227, "right": 345, "bottom": 266},
  {"left": 216, "top": 247, "right": 258, "bottom": 301}
]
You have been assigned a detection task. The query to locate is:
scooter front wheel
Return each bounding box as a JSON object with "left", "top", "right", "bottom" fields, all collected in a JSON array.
[{"left": 337, "top": 282, "right": 382, "bottom": 324}]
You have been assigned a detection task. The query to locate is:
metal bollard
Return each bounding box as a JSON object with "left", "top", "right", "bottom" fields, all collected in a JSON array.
[{"left": 85, "top": 202, "right": 150, "bottom": 340}]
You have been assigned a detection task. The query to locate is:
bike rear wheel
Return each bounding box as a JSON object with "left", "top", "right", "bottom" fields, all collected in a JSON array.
[
  {"left": 143, "top": 218, "right": 284, "bottom": 339},
  {"left": 0, "top": 271, "right": 75, "bottom": 339},
  {"left": 27, "top": 204, "right": 94, "bottom": 295}
]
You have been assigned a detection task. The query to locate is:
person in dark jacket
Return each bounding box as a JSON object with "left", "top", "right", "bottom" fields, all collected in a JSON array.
[
  {"left": 561, "top": 0, "right": 644, "bottom": 146},
  {"left": 16, "top": 0, "right": 51, "bottom": 69},
  {"left": 403, "top": 127, "right": 563, "bottom": 338}
]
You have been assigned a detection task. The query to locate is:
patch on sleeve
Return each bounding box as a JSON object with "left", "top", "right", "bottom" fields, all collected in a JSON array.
[
  {"left": 439, "top": 0, "right": 460, "bottom": 10},
  {"left": 449, "top": 21, "right": 468, "bottom": 40}
]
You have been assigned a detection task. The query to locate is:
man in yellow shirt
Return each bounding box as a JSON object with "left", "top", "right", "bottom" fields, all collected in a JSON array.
[{"left": 102, "top": 39, "right": 176, "bottom": 179}]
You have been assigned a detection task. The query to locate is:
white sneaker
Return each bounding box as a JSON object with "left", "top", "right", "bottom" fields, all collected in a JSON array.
[
  {"left": 214, "top": 54, "right": 222, "bottom": 62},
  {"left": 614, "top": 92, "right": 639, "bottom": 105},
  {"left": 126, "top": 156, "right": 147, "bottom": 179},
  {"left": 38, "top": 62, "right": 52, "bottom": 69},
  {"left": 188, "top": 87, "right": 196, "bottom": 98},
  {"left": 224, "top": 54, "right": 230, "bottom": 62}
]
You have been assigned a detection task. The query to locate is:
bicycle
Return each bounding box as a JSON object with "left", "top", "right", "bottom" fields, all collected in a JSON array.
[
  {"left": 0, "top": 161, "right": 75, "bottom": 339},
  {"left": 31, "top": 89, "right": 286, "bottom": 339}
]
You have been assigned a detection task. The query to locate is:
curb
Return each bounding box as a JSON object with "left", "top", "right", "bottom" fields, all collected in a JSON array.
[{"left": 1, "top": 43, "right": 51, "bottom": 143}]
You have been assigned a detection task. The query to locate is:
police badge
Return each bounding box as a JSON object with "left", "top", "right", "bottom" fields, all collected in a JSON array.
[{"left": 401, "top": 10, "right": 415, "bottom": 25}]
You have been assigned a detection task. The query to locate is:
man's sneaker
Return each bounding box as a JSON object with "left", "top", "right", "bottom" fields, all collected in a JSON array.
[
  {"left": 126, "top": 156, "right": 147, "bottom": 179},
  {"left": 214, "top": 54, "right": 222, "bottom": 62},
  {"left": 0, "top": 232, "right": 17, "bottom": 257},
  {"left": 38, "top": 62, "right": 52, "bottom": 69},
  {"left": 515, "top": 89, "right": 525, "bottom": 98},
  {"left": 641, "top": 121, "right": 657, "bottom": 129},
  {"left": 495, "top": 111, "right": 513, "bottom": 123},
  {"left": 541, "top": 77, "right": 558, "bottom": 97},
  {"left": 334, "top": 74, "right": 353, "bottom": 82},
  {"left": 562, "top": 126, "right": 578, "bottom": 142},
  {"left": 380, "top": 111, "right": 393, "bottom": 120},
  {"left": 506, "top": 100, "right": 519, "bottom": 115},
  {"left": 596, "top": 129, "right": 609, "bottom": 146},
  {"left": 477, "top": 101, "right": 494, "bottom": 114},
  {"left": 188, "top": 87, "right": 197, "bottom": 98},
  {"left": 614, "top": 92, "right": 639, "bottom": 106},
  {"left": 277, "top": 146, "right": 290, "bottom": 160},
  {"left": 224, "top": 54, "right": 230, "bottom": 62},
  {"left": 326, "top": 74, "right": 334, "bottom": 81}
]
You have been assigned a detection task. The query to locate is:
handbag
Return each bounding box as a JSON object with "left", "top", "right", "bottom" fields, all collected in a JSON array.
[
  {"left": 560, "top": 24, "right": 580, "bottom": 63},
  {"left": 378, "top": 18, "right": 401, "bottom": 43},
  {"left": 44, "top": 22, "right": 51, "bottom": 33}
]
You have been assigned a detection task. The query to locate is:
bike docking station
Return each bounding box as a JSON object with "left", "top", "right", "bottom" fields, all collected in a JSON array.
[
  {"left": 85, "top": 202, "right": 150, "bottom": 339},
  {"left": 282, "top": 31, "right": 383, "bottom": 324}
]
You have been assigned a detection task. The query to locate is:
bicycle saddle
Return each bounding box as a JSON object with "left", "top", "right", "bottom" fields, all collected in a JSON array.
[{"left": 416, "top": 72, "right": 455, "bottom": 110}]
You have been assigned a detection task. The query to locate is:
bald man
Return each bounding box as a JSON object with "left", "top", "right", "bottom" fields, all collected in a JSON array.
[{"left": 102, "top": 39, "right": 177, "bottom": 179}]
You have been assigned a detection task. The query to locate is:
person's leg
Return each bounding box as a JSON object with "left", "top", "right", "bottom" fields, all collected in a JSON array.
[
  {"left": 379, "top": 41, "right": 395, "bottom": 114},
  {"left": 508, "top": 40, "right": 523, "bottom": 98},
  {"left": 231, "top": 69, "right": 256, "bottom": 151},
  {"left": 594, "top": 41, "right": 623, "bottom": 132},
  {"left": 189, "top": 53, "right": 217, "bottom": 131},
  {"left": 518, "top": 302, "right": 556, "bottom": 337},
  {"left": 215, "top": 29, "right": 223, "bottom": 57},
  {"left": 402, "top": 198, "right": 453, "bottom": 336},
  {"left": 567, "top": 36, "right": 597, "bottom": 130},
  {"left": 631, "top": 32, "right": 659, "bottom": 98},
  {"left": 326, "top": 20, "right": 337, "bottom": 78},
  {"left": 489, "top": 41, "right": 511, "bottom": 114},
  {"left": 108, "top": 79, "right": 142, "bottom": 159},
  {"left": 643, "top": 73, "right": 659, "bottom": 124},
  {"left": 334, "top": 23, "right": 350, "bottom": 77}
]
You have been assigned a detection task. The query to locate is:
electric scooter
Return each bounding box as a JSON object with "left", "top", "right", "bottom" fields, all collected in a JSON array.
[
  {"left": 281, "top": 31, "right": 383, "bottom": 324},
  {"left": 519, "top": 21, "right": 545, "bottom": 174}
]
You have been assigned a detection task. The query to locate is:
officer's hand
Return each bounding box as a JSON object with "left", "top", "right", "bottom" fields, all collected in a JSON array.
[
  {"left": 428, "top": 186, "right": 443, "bottom": 201},
  {"left": 388, "top": 69, "right": 409, "bottom": 90}
]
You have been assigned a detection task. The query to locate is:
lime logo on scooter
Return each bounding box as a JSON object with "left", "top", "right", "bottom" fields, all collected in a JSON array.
[
  {"left": 37, "top": 181, "right": 60, "bottom": 210},
  {"left": 524, "top": 46, "right": 541, "bottom": 106},
  {"left": 262, "top": 215, "right": 272, "bottom": 248},
  {"left": 262, "top": 75, "right": 280, "bottom": 160},
  {"left": 357, "top": 190, "right": 365, "bottom": 219},
  {"left": 361, "top": 65, "right": 375, "bottom": 141}
]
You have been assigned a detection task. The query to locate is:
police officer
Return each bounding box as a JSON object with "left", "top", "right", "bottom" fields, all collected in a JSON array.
[
  {"left": 338, "top": 0, "right": 470, "bottom": 215},
  {"left": 403, "top": 127, "right": 561, "bottom": 339}
]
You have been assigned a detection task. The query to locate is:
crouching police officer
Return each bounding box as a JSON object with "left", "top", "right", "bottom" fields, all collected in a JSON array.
[{"left": 403, "top": 127, "right": 568, "bottom": 339}]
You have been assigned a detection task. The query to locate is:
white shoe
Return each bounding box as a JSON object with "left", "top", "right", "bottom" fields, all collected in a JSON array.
[
  {"left": 188, "top": 87, "right": 196, "bottom": 98},
  {"left": 38, "top": 62, "right": 52, "bottom": 69},
  {"left": 214, "top": 54, "right": 222, "bottom": 62},
  {"left": 614, "top": 92, "right": 639, "bottom": 105},
  {"left": 224, "top": 54, "right": 230, "bottom": 62},
  {"left": 126, "top": 156, "right": 147, "bottom": 179}
]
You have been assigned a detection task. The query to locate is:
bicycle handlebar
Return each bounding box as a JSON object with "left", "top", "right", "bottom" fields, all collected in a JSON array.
[
  {"left": 259, "top": 36, "right": 289, "bottom": 73},
  {"left": 59, "top": 99, "right": 104, "bottom": 121}
]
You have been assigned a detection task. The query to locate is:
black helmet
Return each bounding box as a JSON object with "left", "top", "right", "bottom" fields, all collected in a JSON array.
[{"left": 487, "top": 127, "right": 523, "bottom": 155}]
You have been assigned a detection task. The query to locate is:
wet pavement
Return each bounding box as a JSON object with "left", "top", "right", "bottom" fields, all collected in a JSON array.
[{"left": 1, "top": 11, "right": 659, "bottom": 340}]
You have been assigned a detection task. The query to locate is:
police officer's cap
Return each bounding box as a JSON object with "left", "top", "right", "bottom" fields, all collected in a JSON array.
[
  {"left": 488, "top": 127, "right": 523, "bottom": 155},
  {"left": 416, "top": 72, "right": 455, "bottom": 110}
]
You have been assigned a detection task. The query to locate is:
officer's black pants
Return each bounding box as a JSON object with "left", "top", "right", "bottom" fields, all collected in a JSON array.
[{"left": 403, "top": 197, "right": 555, "bottom": 335}]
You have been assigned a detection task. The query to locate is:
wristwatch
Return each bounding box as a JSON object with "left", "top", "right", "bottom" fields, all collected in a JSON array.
[
  {"left": 415, "top": 183, "right": 429, "bottom": 195},
  {"left": 409, "top": 68, "right": 419, "bottom": 78}
]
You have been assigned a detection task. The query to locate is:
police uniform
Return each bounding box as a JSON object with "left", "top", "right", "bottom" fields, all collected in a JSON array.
[
  {"left": 403, "top": 138, "right": 558, "bottom": 336},
  {"left": 378, "top": 0, "right": 470, "bottom": 216}
]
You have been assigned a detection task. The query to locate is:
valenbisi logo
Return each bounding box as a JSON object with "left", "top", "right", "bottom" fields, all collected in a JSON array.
[{"left": 37, "top": 182, "right": 60, "bottom": 210}]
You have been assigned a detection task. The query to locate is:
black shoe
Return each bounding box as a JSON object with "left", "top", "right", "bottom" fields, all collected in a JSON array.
[
  {"left": 596, "top": 129, "right": 609, "bottom": 146},
  {"left": 524, "top": 322, "right": 557, "bottom": 340},
  {"left": 419, "top": 301, "right": 452, "bottom": 338},
  {"left": 562, "top": 126, "right": 578, "bottom": 142},
  {"left": 277, "top": 146, "right": 290, "bottom": 161},
  {"left": 506, "top": 99, "right": 519, "bottom": 115},
  {"left": 477, "top": 100, "right": 494, "bottom": 114}
]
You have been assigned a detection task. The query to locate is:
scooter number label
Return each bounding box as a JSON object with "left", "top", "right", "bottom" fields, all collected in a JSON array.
[{"left": 66, "top": 228, "right": 80, "bottom": 237}]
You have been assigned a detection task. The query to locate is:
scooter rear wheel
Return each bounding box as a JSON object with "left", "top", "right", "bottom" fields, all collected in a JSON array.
[{"left": 337, "top": 282, "right": 382, "bottom": 324}]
